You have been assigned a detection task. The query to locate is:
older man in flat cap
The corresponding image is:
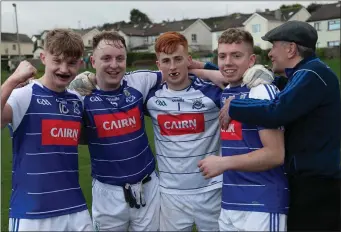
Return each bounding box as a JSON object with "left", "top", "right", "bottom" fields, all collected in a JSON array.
[{"left": 220, "top": 20, "right": 340, "bottom": 231}]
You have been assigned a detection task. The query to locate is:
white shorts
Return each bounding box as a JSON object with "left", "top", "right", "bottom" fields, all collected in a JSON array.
[
  {"left": 92, "top": 171, "right": 160, "bottom": 231},
  {"left": 219, "top": 209, "right": 287, "bottom": 231},
  {"left": 160, "top": 188, "right": 221, "bottom": 231},
  {"left": 9, "top": 210, "right": 92, "bottom": 231}
]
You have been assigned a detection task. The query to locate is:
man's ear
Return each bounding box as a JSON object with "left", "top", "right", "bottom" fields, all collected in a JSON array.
[
  {"left": 187, "top": 55, "right": 193, "bottom": 67},
  {"left": 156, "top": 60, "right": 160, "bottom": 70},
  {"left": 90, "top": 55, "right": 95, "bottom": 68},
  {"left": 288, "top": 43, "right": 297, "bottom": 59},
  {"left": 40, "top": 52, "right": 46, "bottom": 65},
  {"left": 249, "top": 54, "right": 256, "bottom": 68}
]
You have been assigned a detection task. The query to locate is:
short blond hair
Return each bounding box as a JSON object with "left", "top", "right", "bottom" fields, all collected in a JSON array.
[
  {"left": 218, "top": 28, "right": 254, "bottom": 52},
  {"left": 44, "top": 29, "right": 84, "bottom": 58}
]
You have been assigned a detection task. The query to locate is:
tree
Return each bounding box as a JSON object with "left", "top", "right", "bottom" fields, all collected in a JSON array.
[
  {"left": 130, "top": 9, "right": 152, "bottom": 24},
  {"left": 102, "top": 23, "right": 113, "bottom": 31},
  {"left": 307, "top": 3, "right": 323, "bottom": 13},
  {"left": 280, "top": 3, "right": 302, "bottom": 10}
]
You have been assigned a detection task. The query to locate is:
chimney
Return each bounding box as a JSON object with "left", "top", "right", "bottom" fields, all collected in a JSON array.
[{"left": 275, "top": 9, "right": 282, "bottom": 20}]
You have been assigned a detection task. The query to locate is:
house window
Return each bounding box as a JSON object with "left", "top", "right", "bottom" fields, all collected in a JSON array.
[
  {"left": 12, "top": 44, "right": 16, "bottom": 50},
  {"left": 314, "top": 22, "right": 320, "bottom": 31},
  {"left": 328, "top": 20, "right": 340, "bottom": 30},
  {"left": 144, "top": 37, "right": 148, "bottom": 44},
  {"left": 191, "top": 34, "right": 197, "bottom": 43},
  {"left": 327, "top": 41, "right": 340, "bottom": 47},
  {"left": 88, "top": 40, "right": 91, "bottom": 46},
  {"left": 252, "top": 24, "right": 261, "bottom": 33}
]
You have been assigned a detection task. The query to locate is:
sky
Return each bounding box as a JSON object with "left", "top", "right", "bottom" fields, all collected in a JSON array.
[{"left": 1, "top": 1, "right": 334, "bottom": 37}]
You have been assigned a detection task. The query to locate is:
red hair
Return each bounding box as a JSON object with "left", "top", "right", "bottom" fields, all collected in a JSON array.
[{"left": 154, "top": 32, "right": 188, "bottom": 56}]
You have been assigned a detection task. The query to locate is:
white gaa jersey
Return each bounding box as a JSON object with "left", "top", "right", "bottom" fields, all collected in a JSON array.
[{"left": 146, "top": 75, "right": 223, "bottom": 195}]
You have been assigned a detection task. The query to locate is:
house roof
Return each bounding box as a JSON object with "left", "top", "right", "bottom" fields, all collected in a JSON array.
[
  {"left": 1, "top": 32, "right": 33, "bottom": 43},
  {"left": 257, "top": 7, "right": 302, "bottom": 22},
  {"left": 203, "top": 13, "right": 252, "bottom": 32},
  {"left": 72, "top": 27, "right": 98, "bottom": 36},
  {"left": 40, "top": 30, "right": 49, "bottom": 36},
  {"left": 32, "top": 34, "right": 41, "bottom": 39},
  {"left": 103, "top": 18, "right": 204, "bottom": 36},
  {"left": 307, "top": 1, "right": 341, "bottom": 22}
]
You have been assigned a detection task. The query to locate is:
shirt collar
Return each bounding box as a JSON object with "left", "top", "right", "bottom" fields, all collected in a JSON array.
[{"left": 284, "top": 54, "right": 319, "bottom": 79}]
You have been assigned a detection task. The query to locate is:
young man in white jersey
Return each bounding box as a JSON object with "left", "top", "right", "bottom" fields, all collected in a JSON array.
[
  {"left": 142, "top": 31, "right": 225, "bottom": 231},
  {"left": 198, "top": 28, "right": 289, "bottom": 231},
  {"left": 1, "top": 29, "right": 92, "bottom": 231}
]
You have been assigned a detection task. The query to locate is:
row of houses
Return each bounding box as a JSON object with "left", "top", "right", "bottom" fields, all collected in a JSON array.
[{"left": 1, "top": 1, "right": 340, "bottom": 61}]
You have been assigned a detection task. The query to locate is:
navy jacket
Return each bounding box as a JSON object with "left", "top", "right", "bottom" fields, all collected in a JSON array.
[{"left": 228, "top": 56, "right": 340, "bottom": 178}]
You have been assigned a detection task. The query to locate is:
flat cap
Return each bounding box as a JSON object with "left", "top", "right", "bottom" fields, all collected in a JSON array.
[{"left": 262, "top": 21, "right": 318, "bottom": 50}]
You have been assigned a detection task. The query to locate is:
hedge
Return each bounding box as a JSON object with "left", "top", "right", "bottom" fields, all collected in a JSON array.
[{"left": 127, "top": 52, "right": 156, "bottom": 66}]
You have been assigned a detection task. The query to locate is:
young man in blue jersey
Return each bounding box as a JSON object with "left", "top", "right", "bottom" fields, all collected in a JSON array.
[
  {"left": 198, "top": 28, "right": 289, "bottom": 231},
  {"left": 219, "top": 21, "right": 340, "bottom": 231},
  {"left": 1, "top": 29, "right": 92, "bottom": 231},
  {"left": 69, "top": 31, "right": 163, "bottom": 232}
]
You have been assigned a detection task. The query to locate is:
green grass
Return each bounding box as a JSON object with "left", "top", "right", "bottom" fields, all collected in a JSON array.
[
  {"left": 323, "top": 59, "right": 340, "bottom": 80},
  {"left": 1, "top": 59, "right": 339, "bottom": 230}
]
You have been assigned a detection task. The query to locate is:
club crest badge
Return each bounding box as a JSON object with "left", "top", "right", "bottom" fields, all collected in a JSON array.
[
  {"left": 192, "top": 98, "right": 205, "bottom": 110},
  {"left": 124, "top": 88, "right": 136, "bottom": 103}
]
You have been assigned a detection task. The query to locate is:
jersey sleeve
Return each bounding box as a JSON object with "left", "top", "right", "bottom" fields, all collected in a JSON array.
[
  {"left": 125, "top": 71, "right": 162, "bottom": 102},
  {"left": 7, "top": 84, "right": 33, "bottom": 132},
  {"left": 248, "top": 84, "right": 280, "bottom": 130}
]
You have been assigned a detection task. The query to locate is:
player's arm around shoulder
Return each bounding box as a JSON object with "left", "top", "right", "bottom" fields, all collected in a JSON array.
[
  {"left": 68, "top": 71, "right": 96, "bottom": 96},
  {"left": 189, "top": 69, "right": 227, "bottom": 89},
  {"left": 249, "top": 83, "right": 285, "bottom": 169},
  {"left": 199, "top": 84, "right": 284, "bottom": 179},
  {"left": 125, "top": 70, "right": 162, "bottom": 102}
]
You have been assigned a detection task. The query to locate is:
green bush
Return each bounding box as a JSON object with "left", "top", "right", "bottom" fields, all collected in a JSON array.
[
  {"left": 261, "top": 49, "right": 271, "bottom": 63},
  {"left": 254, "top": 46, "right": 262, "bottom": 55},
  {"left": 316, "top": 48, "right": 326, "bottom": 58},
  {"left": 132, "top": 59, "right": 156, "bottom": 68},
  {"left": 127, "top": 52, "right": 156, "bottom": 66}
]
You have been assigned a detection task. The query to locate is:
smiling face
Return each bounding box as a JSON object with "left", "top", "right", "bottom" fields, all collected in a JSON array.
[
  {"left": 156, "top": 44, "right": 192, "bottom": 90},
  {"left": 268, "top": 41, "right": 293, "bottom": 74},
  {"left": 40, "top": 52, "right": 82, "bottom": 90},
  {"left": 90, "top": 31, "right": 128, "bottom": 91},
  {"left": 155, "top": 32, "right": 192, "bottom": 90},
  {"left": 218, "top": 42, "right": 255, "bottom": 86},
  {"left": 40, "top": 29, "right": 84, "bottom": 92},
  {"left": 91, "top": 40, "right": 127, "bottom": 91},
  {"left": 217, "top": 28, "right": 256, "bottom": 87}
]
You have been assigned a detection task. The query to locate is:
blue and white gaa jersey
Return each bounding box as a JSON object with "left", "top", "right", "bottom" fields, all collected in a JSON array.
[
  {"left": 145, "top": 75, "right": 223, "bottom": 195},
  {"left": 83, "top": 71, "right": 162, "bottom": 186},
  {"left": 7, "top": 80, "right": 87, "bottom": 219},
  {"left": 220, "top": 84, "right": 289, "bottom": 214}
]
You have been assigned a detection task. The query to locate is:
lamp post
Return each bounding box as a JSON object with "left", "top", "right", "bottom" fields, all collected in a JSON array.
[{"left": 12, "top": 3, "right": 22, "bottom": 61}]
